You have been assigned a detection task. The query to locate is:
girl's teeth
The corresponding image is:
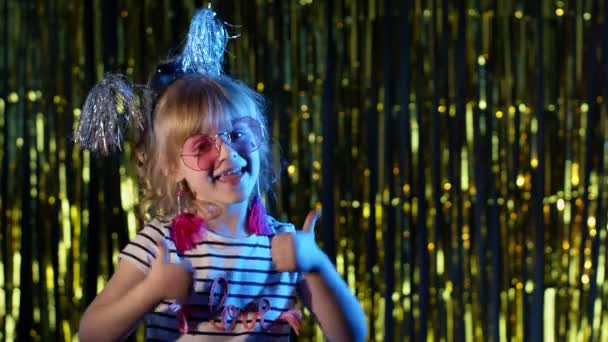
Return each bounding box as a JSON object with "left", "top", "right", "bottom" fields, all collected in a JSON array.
[{"left": 222, "top": 169, "right": 242, "bottom": 177}]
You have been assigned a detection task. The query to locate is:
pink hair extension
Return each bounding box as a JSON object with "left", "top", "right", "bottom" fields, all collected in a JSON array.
[
  {"left": 170, "top": 212, "right": 207, "bottom": 253},
  {"left": 246, "top": 195, "right": 273, "bottom": 236}
]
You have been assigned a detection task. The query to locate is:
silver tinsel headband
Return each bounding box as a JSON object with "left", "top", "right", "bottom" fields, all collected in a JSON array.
[
  {"left": 75, "top": 74, "right": 143, "bottom": 155},
  {"left": 74, "top": 7, "right": 230, "bottom": 155}
]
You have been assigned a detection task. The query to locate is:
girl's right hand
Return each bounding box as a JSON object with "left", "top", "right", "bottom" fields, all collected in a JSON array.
[{"left": 144, "top": 239, "right": 194, "bottom": 302}]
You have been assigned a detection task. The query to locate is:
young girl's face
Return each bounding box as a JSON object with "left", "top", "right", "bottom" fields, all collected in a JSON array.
[{"left": 174, "top": 116, "right": 262, "bottom": 206}]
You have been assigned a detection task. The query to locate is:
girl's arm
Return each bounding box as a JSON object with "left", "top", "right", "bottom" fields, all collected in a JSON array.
[
  {"left": 78, "top": 261, "right": 157, "bottom": 340},
  {"left": 79, "top": 240, "right": 192, "bottom": 341},
  {"left": 271, "top": 211, "right": 367, "bottom": 342},
  {"left": 298, "top": 256, "right": 367, "bottom": 342}
]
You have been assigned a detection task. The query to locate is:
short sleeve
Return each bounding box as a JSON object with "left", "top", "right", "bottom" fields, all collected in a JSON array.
[
  {"left": 119, "top": 219, "right": 168, "bottom": 274},
  {"left": 269, "top": 217, "right": 297, "bottom": 235},
  {"left": 268, "top": 216, "right": 305, "bottom": 284}
]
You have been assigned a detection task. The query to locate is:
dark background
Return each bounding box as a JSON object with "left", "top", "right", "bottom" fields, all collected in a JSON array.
[{"left": 1, "top": 0, "right": 607, "bottom": 341}]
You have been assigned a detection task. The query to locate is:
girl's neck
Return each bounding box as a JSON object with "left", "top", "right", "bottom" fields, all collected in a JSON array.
[{"left": 198, "top": 200, "right": 250, "bottom": 238}]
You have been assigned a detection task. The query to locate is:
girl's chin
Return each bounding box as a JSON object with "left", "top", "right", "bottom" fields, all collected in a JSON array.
[
  {"left": 226, "top": 190, "right": 254, "bottom": 204},
  {"left": 206, "top": 189, "right": 253, "bottom": 206}
]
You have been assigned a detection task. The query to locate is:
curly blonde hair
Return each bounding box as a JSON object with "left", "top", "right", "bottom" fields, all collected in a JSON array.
[{"left": 136, "top": 74, "right": 273, "bottom": 219}]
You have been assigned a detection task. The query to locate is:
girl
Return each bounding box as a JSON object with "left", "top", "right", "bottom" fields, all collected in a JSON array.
[{"left": 76, "top": 8, "right": 366, "bottom": 342}]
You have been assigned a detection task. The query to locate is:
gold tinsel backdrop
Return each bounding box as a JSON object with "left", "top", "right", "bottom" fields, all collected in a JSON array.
[{"left": 1, "top": 0, "right": 608, "bottom": 341}]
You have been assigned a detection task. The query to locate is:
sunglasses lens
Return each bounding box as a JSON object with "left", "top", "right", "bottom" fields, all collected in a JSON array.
[
  {"left": 196, "top": 152, "right": 218, "bottom": 170},
  {"left": 182, "top": 135, "right": 218, "bottom": 170},
  {"left": 228, "top": 117, "right": 263, "bottom": 154},
  {"left": 181, "top": 117, "right": 264, "bottom": 171}
]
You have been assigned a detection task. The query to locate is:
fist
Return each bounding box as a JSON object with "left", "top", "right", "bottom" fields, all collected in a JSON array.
[
  {"left": 145, "top": 239, "right": 194, "bottom": 302},
  {"left": 271, "top": 210, "right": 324, "bottom": 273}
]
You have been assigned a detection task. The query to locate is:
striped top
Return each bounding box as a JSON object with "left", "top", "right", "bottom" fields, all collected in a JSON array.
[{"left": 119, "top": 216, "right": 303, "bottom": 341}]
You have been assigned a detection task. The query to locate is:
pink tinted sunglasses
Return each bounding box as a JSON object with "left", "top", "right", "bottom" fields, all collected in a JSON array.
[{"left": 179, "top": 116, "right": 263, "bottom": 171}]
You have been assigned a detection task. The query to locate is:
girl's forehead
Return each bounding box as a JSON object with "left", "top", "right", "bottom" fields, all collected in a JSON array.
[{"left": 198, "top": 111, "right": 247, "bottom": 134}]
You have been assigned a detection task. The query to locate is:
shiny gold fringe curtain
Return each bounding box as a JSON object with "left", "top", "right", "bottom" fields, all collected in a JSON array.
[{"left": 1, "top": 0, "right": 607, "bottom": 341}]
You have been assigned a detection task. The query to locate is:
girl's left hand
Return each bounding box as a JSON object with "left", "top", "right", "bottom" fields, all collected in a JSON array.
[{"left": 271, "top": 209, "right": 324, "bottom": 273}]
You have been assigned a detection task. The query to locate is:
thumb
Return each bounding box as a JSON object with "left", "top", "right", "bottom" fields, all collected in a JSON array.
[
  {"left": 302, "top": 209, "right": 321, "bottom": 234},
  {"left": 155, "top": 239, "right": 169, "bottom": 263}
]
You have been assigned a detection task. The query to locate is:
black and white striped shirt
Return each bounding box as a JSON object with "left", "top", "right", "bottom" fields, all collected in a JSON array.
[{"left": 120, "top": 216, "right": 303, "bottom": 341}]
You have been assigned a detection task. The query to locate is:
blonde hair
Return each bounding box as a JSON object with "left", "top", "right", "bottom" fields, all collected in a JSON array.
[{"left": 136, "top": 74, "right": 272, "bottom": 218}]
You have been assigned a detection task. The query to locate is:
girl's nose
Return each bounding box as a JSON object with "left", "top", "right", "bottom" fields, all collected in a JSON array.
[{"left": 212, "top": 133, "right": 231, "bottom": 151}]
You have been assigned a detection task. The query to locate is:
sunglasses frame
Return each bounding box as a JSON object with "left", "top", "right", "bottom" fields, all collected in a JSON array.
[{"left": 179, "top": 116, "right": 264, "bottom": 171}]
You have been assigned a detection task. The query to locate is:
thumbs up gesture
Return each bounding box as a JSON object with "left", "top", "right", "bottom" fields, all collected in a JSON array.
[
  {"left": 145, "top": 239, "right": 194, "bottom": 302},
  {"left": 271, "top": 210, "right": 324, "bottom": 273}
]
